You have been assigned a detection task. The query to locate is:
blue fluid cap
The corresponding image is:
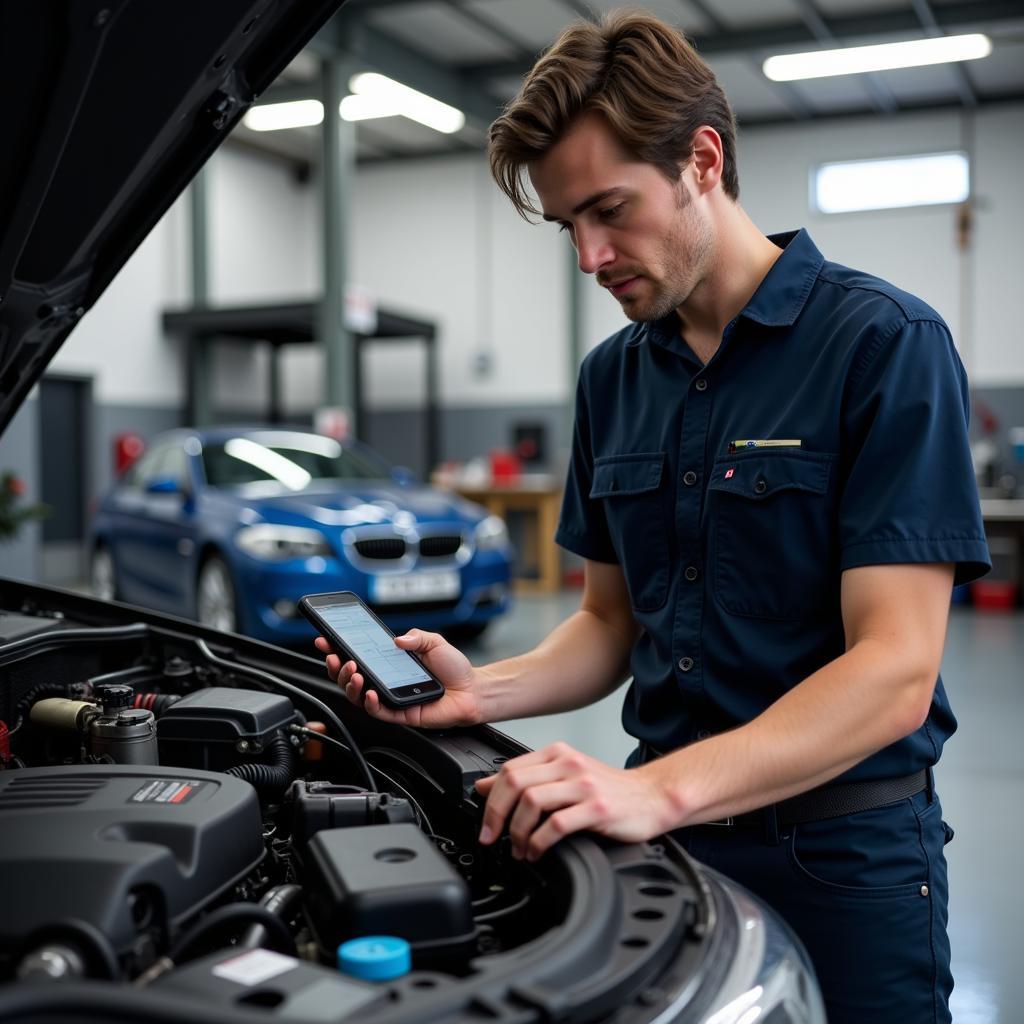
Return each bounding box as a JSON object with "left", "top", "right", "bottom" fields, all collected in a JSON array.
[{"left": 337, "top": 936, "right": 411, "bottom": 981}]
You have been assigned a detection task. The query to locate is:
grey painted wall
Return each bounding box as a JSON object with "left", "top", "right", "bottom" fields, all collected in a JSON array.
[{"left": 0, "top": 396, "right": 182, "bottom": 584}]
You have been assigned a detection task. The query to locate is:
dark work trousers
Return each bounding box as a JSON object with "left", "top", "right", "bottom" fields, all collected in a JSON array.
[{"left": 672, "top": 785, "right": 954, "bottom": 1023}]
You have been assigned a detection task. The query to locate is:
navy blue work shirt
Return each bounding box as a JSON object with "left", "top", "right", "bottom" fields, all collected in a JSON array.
[{"left": 556, "top": 229, "right": 990, "bottom": 782}]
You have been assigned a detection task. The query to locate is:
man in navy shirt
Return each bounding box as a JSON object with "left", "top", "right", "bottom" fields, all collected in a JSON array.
[{"left": 318, "top": 11, "right": 989, "bottom": 1021}]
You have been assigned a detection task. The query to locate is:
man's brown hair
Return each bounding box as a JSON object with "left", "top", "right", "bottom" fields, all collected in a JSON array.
[{"left": 488, "top": 9, "right": 739, "bottom": 218}]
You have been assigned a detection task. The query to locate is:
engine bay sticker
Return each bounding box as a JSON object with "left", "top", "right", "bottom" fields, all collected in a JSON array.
[
  {"left": 129, "top": 779, "right": 207, "bottom": 805},
  {"left": 212, "top": 949, "right": 299, "bottom": 986}
]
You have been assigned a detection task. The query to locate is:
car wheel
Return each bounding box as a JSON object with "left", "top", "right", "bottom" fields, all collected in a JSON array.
[
  {"left": 196, "top": 556, "right": 238, "bottom": 634},
  {"left": 90, "top": 544, "right": 118, "bottom": 601}
]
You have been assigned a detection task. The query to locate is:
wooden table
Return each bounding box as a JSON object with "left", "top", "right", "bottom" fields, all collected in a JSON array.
[{"left": 438, "top": 475, "right": 564, "bottom": 593}]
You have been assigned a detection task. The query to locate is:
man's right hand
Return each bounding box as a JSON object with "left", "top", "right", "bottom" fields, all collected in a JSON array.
[{"left": 314, "top": 628, "right": 485, "bottom": 729}]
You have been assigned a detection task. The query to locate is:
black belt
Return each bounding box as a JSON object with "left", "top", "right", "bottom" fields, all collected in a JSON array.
[{"left": 705, "top": 769, "right": 930, "bottom": 829}]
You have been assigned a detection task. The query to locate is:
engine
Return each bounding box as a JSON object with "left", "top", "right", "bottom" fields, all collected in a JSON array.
[{"left": 0, "top": 634, "right": 556, "bottom": 993}]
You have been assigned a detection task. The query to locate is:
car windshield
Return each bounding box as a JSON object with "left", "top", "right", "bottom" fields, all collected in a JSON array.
[{"left": 202, "top": 433, "right": 388, "bottom": 490}]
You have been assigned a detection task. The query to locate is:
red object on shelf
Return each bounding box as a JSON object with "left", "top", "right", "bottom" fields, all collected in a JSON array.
[
  {"left": 970, "top": 580, "right": 1018, "bottom": 610},
  {"left": 113, "top": 432, "right": 145, "bottom": 475},
  {"left": 489, "top": 449, "right": 522, "bottom": 483}
]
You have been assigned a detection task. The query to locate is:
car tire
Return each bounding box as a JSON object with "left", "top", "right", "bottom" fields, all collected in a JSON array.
[
  {"left": 196, "top": 555, "right": 238, "bottom": 634},
  {"left": 90, "top": 544, "right": 119, "bottom": 601}
]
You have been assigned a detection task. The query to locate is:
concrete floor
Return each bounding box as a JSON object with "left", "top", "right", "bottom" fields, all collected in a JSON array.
[{"left": 462, "top": 592, "right": 1024, "bottom": 1024}]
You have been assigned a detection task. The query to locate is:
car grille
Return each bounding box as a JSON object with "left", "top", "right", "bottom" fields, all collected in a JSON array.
[
  {"left": 354, "top": 538, "right": 407, "bottom": 560},
  {"left": 419, "top": 535, "right": 463, "bottom": 558}
]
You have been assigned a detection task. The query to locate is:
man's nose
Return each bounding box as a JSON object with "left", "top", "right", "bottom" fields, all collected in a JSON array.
[{"left": 575, "top": 227, "right": 613, "bottom": 276}]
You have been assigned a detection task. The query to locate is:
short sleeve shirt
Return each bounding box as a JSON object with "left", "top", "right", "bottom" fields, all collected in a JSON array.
[{"left": 556, "top": 229, "right": 990, "bottom": 781}]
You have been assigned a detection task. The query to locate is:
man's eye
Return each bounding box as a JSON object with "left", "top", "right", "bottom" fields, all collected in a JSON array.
[
  {"left": 599, "top": 204, "right": 624, "bottom": 220},
  {"left": 557, "top": 222, "right": 572, "bottom": 234}
]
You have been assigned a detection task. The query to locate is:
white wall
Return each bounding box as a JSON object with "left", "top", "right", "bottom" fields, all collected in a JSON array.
[{"left": 47, "top": 102, "right": 1024, "bottom": 416}]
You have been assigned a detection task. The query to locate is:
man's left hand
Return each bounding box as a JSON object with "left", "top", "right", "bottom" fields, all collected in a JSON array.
[{"left": 474, "top": 742, "right": 676, "bottom": 861}]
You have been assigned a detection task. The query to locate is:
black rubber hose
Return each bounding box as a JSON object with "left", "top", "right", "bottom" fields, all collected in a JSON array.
[
  {"left": 193, "top": 638, "right": 376, "bottom": 792},
  {"left": 169, "top": 905, "right": 295, "bottom": 963},
  {"left": 226, "top": 733, "right": 297, "bottom": 796},
  {"left": 240, "top": 884, "right": 303, "bottom": 950}
]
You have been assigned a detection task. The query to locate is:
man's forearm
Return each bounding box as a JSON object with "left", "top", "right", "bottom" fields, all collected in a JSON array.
[
  {"left": 474, "top": 607, "right": 635, "bottom": 723},
  {"left": 646, "top": 636, "right": 937, "bottom": 828}
]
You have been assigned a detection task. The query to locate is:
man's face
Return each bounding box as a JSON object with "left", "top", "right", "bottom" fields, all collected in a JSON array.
[{"left": 528, "top": 111, "right": 713, "bottom": 322}]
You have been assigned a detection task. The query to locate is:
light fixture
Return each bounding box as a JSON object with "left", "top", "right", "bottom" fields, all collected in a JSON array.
[
  {"left": 340, "top": 72, "right": 465, "bottom": 134},
  {"left": 813, "top": 152, "right": 969, "bottom": 214},
  {"left": 243, "top": 99, "right": 324, "bottom": 132},
  {"left": 763, "top": 33, "right": 992, "bottom": 81}
]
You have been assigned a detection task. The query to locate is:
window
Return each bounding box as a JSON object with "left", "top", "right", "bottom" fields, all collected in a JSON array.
[{"left": 812, "top": 152, "right": 969, "bottom": 215}]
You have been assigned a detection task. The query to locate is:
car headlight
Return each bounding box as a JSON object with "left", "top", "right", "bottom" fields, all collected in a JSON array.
[
  {"left": 474, "top": 515, "right": 509, "bottom": 551},
  {"left": 235, "top": 524, "right": 333, "bottom": 561}
]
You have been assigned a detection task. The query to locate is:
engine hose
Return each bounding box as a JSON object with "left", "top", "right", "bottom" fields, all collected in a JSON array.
[
  {"left": 132, "top": 692, "right": 182, "bottom": 717},
  {"left": 169, "top": 904, "right": 295, "bottom": 964},
  {"left": 14, "top": 682, "right": 70, "bottom": 723},
  {"left": 225, "top": 733, "right": 297, "bottom": 796},
  {"left": 240, "top": 884, "right": 303, "bottom": 950}
]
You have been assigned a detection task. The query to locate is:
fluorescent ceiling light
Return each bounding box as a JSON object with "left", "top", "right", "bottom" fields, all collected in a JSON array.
[
  {"left": 764, "top": 33, "right": 991, "bottom": 81},
  {"left": 243, "top": 99, "right": 324, "bottom": 132},
  {"left": 341, "top": 72, "right": 465, "bottom": 134},
  {"left": 814, "top": 152, "right": 969, "bottom": 214}
]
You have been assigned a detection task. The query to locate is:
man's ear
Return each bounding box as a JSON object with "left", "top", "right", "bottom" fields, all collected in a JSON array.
[{"left": 687, "top": 125, "right": 724, "bottom": 195}]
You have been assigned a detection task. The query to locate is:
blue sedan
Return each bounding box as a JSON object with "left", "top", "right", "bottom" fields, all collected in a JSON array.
[{"left": 89, "top": 428, "right": 513, "bottom": 645}]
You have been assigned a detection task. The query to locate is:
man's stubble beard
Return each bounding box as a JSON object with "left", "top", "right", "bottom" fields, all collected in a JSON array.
[{"left": 620, "top": 182, "right": 713, "bottom": 324}]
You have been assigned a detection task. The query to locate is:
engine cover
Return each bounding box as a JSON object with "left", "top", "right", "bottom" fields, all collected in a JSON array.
[{"left": 0, "top": 765, "right": 263, "bottom": 957}]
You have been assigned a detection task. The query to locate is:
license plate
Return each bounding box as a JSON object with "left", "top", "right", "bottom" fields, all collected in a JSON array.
[{"left": 371, "top": 571, "right": 460, "bottom": 604}]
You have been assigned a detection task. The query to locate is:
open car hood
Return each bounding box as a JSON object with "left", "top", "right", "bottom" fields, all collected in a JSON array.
[{"left": 0, "top": 0, "right": 343, "bottom": 435}]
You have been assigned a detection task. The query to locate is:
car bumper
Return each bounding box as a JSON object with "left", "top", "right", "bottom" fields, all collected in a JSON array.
[{"left": 231, "top": 554, "right": 513, "bottom": 644}]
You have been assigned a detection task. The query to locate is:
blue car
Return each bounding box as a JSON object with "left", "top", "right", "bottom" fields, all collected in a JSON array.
[{"left": 89, "top": 428, "right": 513, "bottom": 645}]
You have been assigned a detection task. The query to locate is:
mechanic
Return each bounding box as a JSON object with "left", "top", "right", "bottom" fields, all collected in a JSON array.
[{"left": 316, "top": 11, "right": 990, "bottom": 1023}]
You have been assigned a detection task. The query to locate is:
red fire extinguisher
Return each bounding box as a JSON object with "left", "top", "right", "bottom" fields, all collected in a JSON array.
[{"left": 113, "top": 432, "right": 145, "bottom": 475}]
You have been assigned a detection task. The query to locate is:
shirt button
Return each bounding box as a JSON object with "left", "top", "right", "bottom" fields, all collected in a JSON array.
[
  {"left": 694, "top": 379, "right": 708, "bottom": 392},
  {"left": 684, "top": 565, "right": 699, "bottom": 582},
  {"left": 754, "top": 479, "right": 767, "bottom": 494},
  {"left": 697, "top": 729, "right": 711, "bottom": 739},
  {"left": 683, "top": 470, "right": 697, "bottom": 486},
  {"left": 678, "top": 657, "right": 694, "bottom": 672}
]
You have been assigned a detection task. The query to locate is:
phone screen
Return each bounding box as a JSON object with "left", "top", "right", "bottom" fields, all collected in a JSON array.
[{"left": 319, "top": 600, "right": 433, "bottom": 692}]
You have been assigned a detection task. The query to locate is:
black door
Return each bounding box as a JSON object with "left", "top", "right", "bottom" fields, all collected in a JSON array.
[{"left": 39, "top": 376, "right": 90, "bottom": 584}]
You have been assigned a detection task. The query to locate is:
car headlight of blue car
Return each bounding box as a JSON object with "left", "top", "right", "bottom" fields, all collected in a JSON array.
[
  {"left": 235, "top": 524, "right": 334, "bottom": 561},
  {"left": 474, "top": 515, "right": 510, "bottom": 552}
]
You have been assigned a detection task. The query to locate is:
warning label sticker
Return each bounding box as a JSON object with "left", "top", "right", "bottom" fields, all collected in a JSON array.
[
  {"left": 129, "top": 779, "right": 207, "bottom": 805},
  {"left": 212, "top": 949, "right": 298, "bottom": 986}
]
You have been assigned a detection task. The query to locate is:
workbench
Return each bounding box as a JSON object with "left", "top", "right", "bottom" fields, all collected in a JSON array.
[{"left": 439, "top": 475, "right": 564, "bottom": 593}]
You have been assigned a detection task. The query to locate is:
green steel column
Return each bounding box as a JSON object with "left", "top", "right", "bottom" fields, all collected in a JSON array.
[
  {"left": 188, "top": 165, "right": 213, "bottom": 426},
  {"left": 320, "top": 57, "right": 356, "bottom": 430}
]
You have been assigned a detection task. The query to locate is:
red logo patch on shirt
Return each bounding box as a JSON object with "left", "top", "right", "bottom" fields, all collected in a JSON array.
[{"left": 724, "top": 468, "right": 735, "bottom": 479}]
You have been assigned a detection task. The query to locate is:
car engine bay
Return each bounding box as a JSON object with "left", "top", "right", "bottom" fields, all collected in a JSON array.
[{"left": 0, "top": 586, "right": 723, "bottom": 1024}]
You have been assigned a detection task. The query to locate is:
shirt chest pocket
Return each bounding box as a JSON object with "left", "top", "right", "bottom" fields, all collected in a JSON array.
[
  {"left": 708, "top": 451, "right": 838, "bottom": 620},
  {"left": 590, "top": 453, "right": 670, "bottom": 612}
]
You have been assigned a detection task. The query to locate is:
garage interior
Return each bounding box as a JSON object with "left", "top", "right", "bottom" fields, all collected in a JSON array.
[{"left": 1, "top": 1, "right": 1022, "bottom": 1019}]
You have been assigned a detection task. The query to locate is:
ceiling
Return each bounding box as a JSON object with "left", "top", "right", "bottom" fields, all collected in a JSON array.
[{"left": 229, "top": 0, "right": 1024, "bottom": 164}]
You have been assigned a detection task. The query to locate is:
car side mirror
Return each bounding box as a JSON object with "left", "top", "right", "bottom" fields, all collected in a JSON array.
[
  {"left": 390, "top": 466, "right": 415, "bottom": 487},
  {"left": 145, "top": 476, "right": 181, "bottom": 495}
]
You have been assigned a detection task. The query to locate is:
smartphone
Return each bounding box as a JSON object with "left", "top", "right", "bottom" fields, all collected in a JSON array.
[{"left": 298, "top": 591, "right": 445, "bottom": 709}]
